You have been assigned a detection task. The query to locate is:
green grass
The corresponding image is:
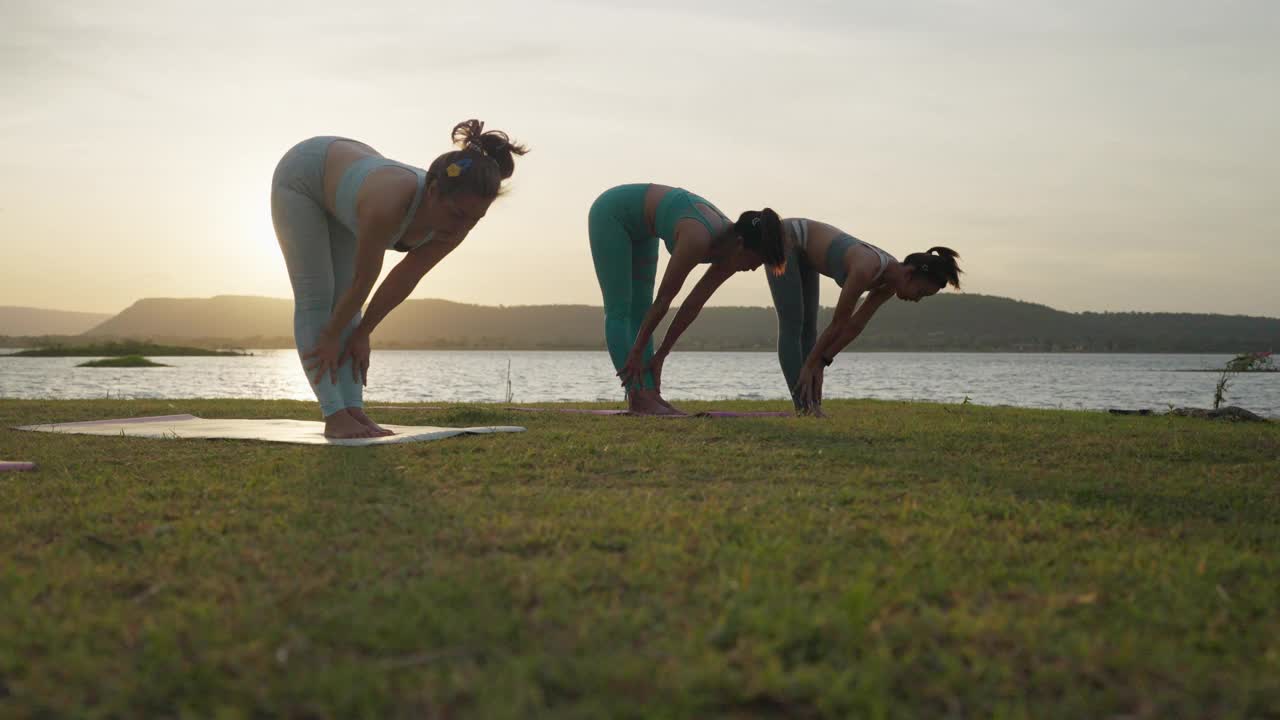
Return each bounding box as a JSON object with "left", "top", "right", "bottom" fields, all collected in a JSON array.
[
  {"left": 7, "top": 342, "right": 246, "bottom": 357},
  {"left": 75, "top": 355, "right": 170, "bottom": 368},
  {"left": 1, "top": 398, "right": 1277, "bottom": 718}
]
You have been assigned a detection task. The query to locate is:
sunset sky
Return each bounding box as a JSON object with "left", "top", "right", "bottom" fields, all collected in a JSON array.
[{"left": 3, "top": 0, "right": 1277, "bottom": 316}]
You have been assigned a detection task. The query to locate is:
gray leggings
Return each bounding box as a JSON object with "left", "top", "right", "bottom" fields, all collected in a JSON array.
[
  {"left": 766, "top": 245, "right": 821, "bottom": 409},
  {"left": 269, "top": 137, "right": 363, "bottom": 416}
]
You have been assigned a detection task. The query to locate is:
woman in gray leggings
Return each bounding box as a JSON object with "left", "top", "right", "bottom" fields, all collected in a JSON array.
[
  {"left": 270, "top": 120, "right": 528, "bottom": 438},
  {"left": 767, "top": 218, "right": 962, "bottom": 415}
]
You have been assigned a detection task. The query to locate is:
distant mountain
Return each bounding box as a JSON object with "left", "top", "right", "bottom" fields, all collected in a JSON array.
[
  {"left": 8, "top": 294, "right": 1276, "bottom": 353},
  {"left": 0, "top": 306, "right": 114, "bottom": 336},
  {"left": 85, "top": 296, "right": 292, "bottom": 342}
]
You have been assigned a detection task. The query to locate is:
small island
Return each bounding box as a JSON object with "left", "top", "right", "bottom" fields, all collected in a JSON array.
[
  {"left": 9, "top": 341, "right": 248, "bottom": 358},
  {"left": 77, "top": 355, "right": 171, "bottom": 368},
  {"left": 1226, "top": 351, "right": 1278, "bottom": 372},
  {"left": 1179, "top": 352, "right": 1278, "bottom": 373}
]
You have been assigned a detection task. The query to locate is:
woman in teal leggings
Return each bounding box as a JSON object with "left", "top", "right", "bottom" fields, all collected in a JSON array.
[
  {"left": 588, "top": 183, "right": 787, "bottom": 414},
  {"left": 766, "top": 217, "right": 962, "bottom": 415},
  {"left": 271, "top": 120, "right": 528, "bottom": 438}
]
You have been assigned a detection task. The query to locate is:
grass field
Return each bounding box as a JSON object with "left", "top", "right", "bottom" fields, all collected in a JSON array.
[{"left": 1, "top": 398, "right": 1277, "bottom": 718}]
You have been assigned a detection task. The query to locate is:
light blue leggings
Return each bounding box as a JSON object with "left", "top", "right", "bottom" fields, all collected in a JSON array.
[{"left": 270, "top": 137, "right": 363, "bottom": 417}]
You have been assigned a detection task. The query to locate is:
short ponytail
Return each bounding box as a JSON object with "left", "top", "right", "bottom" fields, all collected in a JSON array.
[
  {"left": 903, "top": 246, "right": 962, "bottom": 289},
  {"left": 735, "top": 208, "right": 787, "bottom": 275}
]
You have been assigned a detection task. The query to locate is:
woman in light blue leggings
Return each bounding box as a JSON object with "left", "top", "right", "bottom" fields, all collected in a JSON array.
[{"left": 270, "top": 120, "right": 528, "bottom": 438}]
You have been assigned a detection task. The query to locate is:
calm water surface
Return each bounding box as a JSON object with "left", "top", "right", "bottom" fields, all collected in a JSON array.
[{"left": 2, "top": 350, "right": 1276, "bottom": 417}]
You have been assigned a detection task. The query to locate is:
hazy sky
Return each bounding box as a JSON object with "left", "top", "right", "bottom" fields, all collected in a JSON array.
[{"left": 2, "top": 0, "right": 1277, "bottom": 316}]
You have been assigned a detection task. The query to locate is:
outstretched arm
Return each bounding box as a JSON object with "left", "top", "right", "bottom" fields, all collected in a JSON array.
[
  {"left": 356, "top": 236, "right": 464, "bottom": 337},
  {"left": 654, "top": 262, "right": 735, "bottom": 358},
  {"left": 337, "top": 236, "right": 464, "bottom": 385},
  {"left": 302, "top": 211, "right": 394, "bottom": 384},
  {"left": 824, "top": 287, "right": 893, "bottom": 358},
  {"left": 644, "top": 262, "right": 736, "bottom": 391},
  {"left": 323, "top": 234, "right": 386, "bottom": 341},
  {"left": 303, "top": 169, "right": 417, "bottom": 384},
  {"left": 803, "top": 275, "right": 869, "bottom": 369},
  {"left": 318, "top": 171, "right": 414, "bottom": 340},
  {"left": 791, "top": 278, "right": 879, "bottom": 414}
]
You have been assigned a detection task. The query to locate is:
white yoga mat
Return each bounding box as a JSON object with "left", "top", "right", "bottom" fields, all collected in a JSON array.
[{"left": 15, "top": 414, "right": 526, "bottom": 446}]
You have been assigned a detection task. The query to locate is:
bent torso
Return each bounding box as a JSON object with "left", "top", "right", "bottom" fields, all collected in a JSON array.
[
  {"left": 793, "top": 219, "right": 888, "bottom": 288},
  {"left": 320, "top": 139, "right": 428, "bottom": 248},
  {"left": 641, "top": 183, "right": 731, "bottom": 258}
]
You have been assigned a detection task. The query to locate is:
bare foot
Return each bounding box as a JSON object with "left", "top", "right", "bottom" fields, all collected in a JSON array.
[
  {"left": 346, "top": 407, "right": 395, "bottom": 436},
  {"left": 653, "top": 394, "right": 685, "bottom": 415},
  {"left": 323, "top": 410, "right": 377, "bottom": 439},
  {"left": 628, "top": 389, "right": 685, "bottom": 416}
]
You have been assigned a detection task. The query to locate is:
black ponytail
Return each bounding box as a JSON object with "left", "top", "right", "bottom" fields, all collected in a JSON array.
[
  {"left": 426, "top": 119, "right": 530, "bottom": 198},
  {"left": 903, "top": 246, "right": 962, "bottom": 289},
  {"left": 735, "top": 208, "right": 787, "bottom": 275}
]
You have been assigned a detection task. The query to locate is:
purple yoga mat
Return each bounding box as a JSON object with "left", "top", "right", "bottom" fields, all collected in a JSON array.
[
  {"left": 696, "top": 411, "right": 791, "bottom": 418},
  {"left": 506, "top": 407, "right": 790, "bottom": 418},
  {"left": 507, "top": 407, "right": 628, "bottom": 415},
  {"left": 0, "top": 461, "right": 37, "bottom": 472}
]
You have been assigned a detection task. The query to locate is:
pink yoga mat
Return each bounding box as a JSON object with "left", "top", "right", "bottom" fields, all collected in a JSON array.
[
  {"left": 506, "top": 407, "right": 790, "bottom": 418},
  {"left": 16, "top": 415, "right": 524, "bottom": 447},
  {"left": 0, "top": 461, "right": 37, "bottom": 472},
  {"left": 37, "top": 413, "right": 198, "bottom": 428}
]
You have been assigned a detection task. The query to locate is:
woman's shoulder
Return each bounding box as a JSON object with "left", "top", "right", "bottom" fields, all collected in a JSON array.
[
  {"left": 807, "top": 219, "right": 848, "bottom": 236},
  {"left": 354, "top": 166, "right": 421, "bottom": 224}
]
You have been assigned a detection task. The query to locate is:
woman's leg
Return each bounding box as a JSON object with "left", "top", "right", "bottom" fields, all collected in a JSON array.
[
  {"left": 270, "top": 180, "right": 372, "bottom": 437},
  {"left": 589, "top": 191, "right": 671, "bottom": 413},
  {"left": 589, "top": 194, "right": 652, "bottom": 388},
  {"left": 799, "top": 256, "right": 820, "bottom": 366},
  {"left": 326, "top": 218, "right": 392, "bottom": 436},
  {"left": 626, "top": 237, "right": 659, "bottom": 391},
  {"left": 768, "top": 247, "right": 809, "bottom": 408},
  {"left": 627, "top": 235, "right": 682, "bottom": 413}
]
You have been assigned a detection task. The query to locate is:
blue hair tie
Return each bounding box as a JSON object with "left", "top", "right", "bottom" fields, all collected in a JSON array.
[{"left": 445, "top": 157, "right": 474, "bottom": 178}]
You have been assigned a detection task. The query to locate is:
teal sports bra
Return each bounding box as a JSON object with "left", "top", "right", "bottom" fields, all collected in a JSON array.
[{"left": 653, "top": 187, "right": 730, "bottom": 256}]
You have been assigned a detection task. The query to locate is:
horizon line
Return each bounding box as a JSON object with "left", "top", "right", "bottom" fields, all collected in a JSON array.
[{"left": 4, "top": 294, "right": 1280, "bottom": 322}]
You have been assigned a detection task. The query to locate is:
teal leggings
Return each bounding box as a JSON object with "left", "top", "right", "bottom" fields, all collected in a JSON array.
[
  {"left": 766, "top": 245, "right": 820, "bottom": 409},
  {"left": 270, "top": 137, "right": 363, "bottom": 417},
  {"left": 588, "top": 184, "right": 658, "bottom": 390}
]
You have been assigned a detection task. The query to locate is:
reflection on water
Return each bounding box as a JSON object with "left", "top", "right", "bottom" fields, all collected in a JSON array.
[{"left": 1, "top": 350, "right": 1276, "bottom": 417}]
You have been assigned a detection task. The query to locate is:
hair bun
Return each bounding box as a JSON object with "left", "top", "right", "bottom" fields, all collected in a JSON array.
[{"left": 451, "top": 119, "right": 485, "bottom": 148}]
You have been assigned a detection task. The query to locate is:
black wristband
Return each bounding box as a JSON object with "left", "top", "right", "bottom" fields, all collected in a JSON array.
[{"left": 822, "top": 355, "right": 834, "bottom": 367}]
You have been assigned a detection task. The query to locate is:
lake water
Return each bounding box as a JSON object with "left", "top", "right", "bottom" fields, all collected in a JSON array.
[{"left": 1, "top": 350, "right": 1276, "bottom": 417}]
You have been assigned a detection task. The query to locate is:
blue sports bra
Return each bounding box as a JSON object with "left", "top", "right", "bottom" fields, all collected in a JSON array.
[{"left": 330, "top": 140, "right": 432, "bottom": 251}]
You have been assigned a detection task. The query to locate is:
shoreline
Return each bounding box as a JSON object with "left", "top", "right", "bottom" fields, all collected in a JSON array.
[{"left": 4, "top": 397, "right": 1276, "bottom": 420}]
